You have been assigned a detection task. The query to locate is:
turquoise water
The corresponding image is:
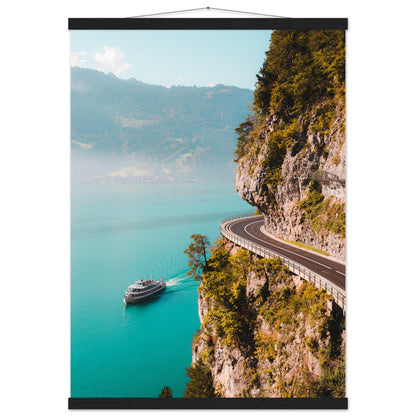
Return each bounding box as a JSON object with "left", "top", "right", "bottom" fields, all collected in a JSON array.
[{"left": 71, "top": 182, "right": 251, "bottom": 397}]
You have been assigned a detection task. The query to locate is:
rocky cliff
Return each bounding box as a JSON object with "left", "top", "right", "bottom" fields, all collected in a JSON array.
[
  {"left": 185, "top": 30, "right": 346, "bottom": 399},
  {"left": 187, "top": 240, "right": 345, "bottom": 398},
  {"left": 234, "top": 30, "right": 346, "bottom": 260},
  {"left": 235, "top": 105, "right": 346, "bottom": 259}
]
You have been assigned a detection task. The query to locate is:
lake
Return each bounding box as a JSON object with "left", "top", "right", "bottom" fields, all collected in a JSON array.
[{"left": 71, "top": 181, "right": 251, "bottom": 397}]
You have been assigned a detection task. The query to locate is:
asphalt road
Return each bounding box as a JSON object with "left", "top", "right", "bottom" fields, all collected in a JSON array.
[{"left": 227, "top": 216, "right": 346, "bottom": 291}]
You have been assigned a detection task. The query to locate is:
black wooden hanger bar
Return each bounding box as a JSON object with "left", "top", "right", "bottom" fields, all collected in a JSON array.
[{"left": 68, "top": 18, "right": 348, "bottom": 31}]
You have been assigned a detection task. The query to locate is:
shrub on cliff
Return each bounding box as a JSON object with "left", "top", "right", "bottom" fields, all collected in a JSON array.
[
  {"left": 183, "top": 358, "right": 217, "bottom": 398},
  {"left": 158, "top": 386, "right": 173, "bottom": 398},
  {"left": 299, "top": 182, "right": 345, "bottom": 238},
  {"left": 201, "top": 244, "right": 256, "bottom": 348}
]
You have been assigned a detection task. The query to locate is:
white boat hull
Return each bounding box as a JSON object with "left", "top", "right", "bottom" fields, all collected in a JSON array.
[{"left": 124, "top": 284, "right": 166, "bottom": 304}]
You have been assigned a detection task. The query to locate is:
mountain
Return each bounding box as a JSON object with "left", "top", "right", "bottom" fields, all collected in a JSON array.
[{"left": 71, "top": 67, "right": 254, "bottom": 183}]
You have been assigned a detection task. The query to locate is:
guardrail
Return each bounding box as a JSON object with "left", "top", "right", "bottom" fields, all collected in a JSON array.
[{"left": 220, "top": 214, "right": 346, "bottom": 313}]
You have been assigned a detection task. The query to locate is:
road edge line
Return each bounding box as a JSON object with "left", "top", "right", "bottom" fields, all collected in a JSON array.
[{"left": 260, "top": 225, "right": 346, "bottom": 266}]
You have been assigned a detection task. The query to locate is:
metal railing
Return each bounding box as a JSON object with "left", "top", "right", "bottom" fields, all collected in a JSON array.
[{"left": 220, "top": 214, "right": 346, "bottom": 313}]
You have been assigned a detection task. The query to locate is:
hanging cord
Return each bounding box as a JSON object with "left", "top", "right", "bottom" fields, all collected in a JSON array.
[{"left": 129, "top": 6, "right": 288, "bottom": 19}]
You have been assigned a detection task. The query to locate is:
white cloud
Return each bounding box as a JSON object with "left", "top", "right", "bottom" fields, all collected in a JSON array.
[
  {"left": 107, "top": 166, "right": 150, "bottom": 178},
  {"left": 70, "top": 52, "right": 87, "bottom": 67},
  {"left": 92, "top": 46, "right": 131, "bottom": 76},
  {"left": 72, "top": 140, "right": 93, "bottom": 150},
  {"left": 177, "top": 74, "right": 183, "bottom": 81}
]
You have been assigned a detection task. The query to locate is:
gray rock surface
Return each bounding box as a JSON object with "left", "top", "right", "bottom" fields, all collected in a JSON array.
[{"left": 235, "top": 108, "right": 346, "bottom": 260}]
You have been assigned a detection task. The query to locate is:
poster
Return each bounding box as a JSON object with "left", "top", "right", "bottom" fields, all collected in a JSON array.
[{"left": 69, "top": 17, "right": 347, "bottom": 409}]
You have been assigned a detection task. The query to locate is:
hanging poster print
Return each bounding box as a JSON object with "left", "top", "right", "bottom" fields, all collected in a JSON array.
[{"left": 69, "top": 15, "right": 347, "bottom": 409}]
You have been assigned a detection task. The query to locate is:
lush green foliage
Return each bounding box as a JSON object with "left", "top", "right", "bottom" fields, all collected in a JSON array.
[
  {"left": 310, "top": 102, "right": 337, "bottom": 135},
  {"left": 183, "top": 358, "right": 218, "bottom": 398},
  {"left": 311, "top": 200, "right": 346, "bottom": 237},
  {"left": 234, "top": 30, "right": 345, "bottom": 190},
  {"left": 184, "top": 234, "right": 210, "bottom": 280},
  {"left": 259, "top": 281, "right": 329, "bottom": 329},
  {"left": 299, "top": 180, "right": 345, "bottom": 238},
  {"left": 299, "top": 179, "right": 325, "bottom": 212},
  {"left": 263, "top": 121, "right": 299, "bottom": 184},
  {"left": 254, "top": 30, "right": 345, "bottom": 118},
  {"left": 202, "top": 245, "right": 255, "bottom": 348}
]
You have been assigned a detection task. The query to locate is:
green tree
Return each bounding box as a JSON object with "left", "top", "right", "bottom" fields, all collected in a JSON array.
[
  {"left": 184, "top": 234, "right": 210, "bottom": 280},
  {"left": 253, "top": 30, "right": 344, "bottom": 118},
  {"left": 236, "top": 29, "right": 345, "bottom": 186},
  {"left": 158, "top": 386, "right": 173, "bottom": 398},
  {"left": 234, "top": 118, "right": 253, "bottom": 161},
  {"left": 183, "top": 359, "right": 217, "bottom": 398}
]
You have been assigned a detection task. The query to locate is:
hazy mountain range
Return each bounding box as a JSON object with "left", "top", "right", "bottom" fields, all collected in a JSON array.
[{"left": 71, "top": 67, "right": 253, "bottom": 183}]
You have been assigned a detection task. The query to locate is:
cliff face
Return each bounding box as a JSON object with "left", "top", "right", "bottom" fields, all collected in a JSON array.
[
  {"left": 185, "top": 30, "right": 346, "bottom": 399},
  {"left": 234, "top": 30, "right": 346, "bottom": 260},
  {"left": 190, "top": 240, "right": 345, "bottom": 398},
  {"left": 235, "top": 105, "right": 346, "bottom": 260}
]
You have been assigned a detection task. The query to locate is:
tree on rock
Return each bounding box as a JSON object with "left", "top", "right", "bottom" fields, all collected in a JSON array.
[
  {"left": 183, "top": 359, "right": 217, "bottom": 398},
  {"left": 158, "top": 386, "right": 173, "bottom": 398},
  {"left": 184, "top": 234, "right": 210, "bottom": 280}
]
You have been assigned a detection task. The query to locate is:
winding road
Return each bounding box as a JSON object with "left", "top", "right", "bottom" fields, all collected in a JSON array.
[{"left": 225, "top": 216, "right": 345, "bottom": 291}]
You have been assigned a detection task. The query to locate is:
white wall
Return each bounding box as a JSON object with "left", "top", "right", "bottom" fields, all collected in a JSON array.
[{"left": 1, "top": 1, "right": 415, "bottom": 415}]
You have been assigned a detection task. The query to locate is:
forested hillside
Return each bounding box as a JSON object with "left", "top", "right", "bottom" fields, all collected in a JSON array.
[{"left": 71, "top": 67, "right": 253, "bottom": 183}]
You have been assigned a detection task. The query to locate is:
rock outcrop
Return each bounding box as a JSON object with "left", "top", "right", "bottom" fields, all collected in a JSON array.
[
  {"left": 235, "top": 106, "right": 346, "bottom": 260},
  {"left": 233, "top": 29, "right": 346, "bottom": 260},
  {"left": 189, "top": 241, "right": 345, "bottom": 398}
]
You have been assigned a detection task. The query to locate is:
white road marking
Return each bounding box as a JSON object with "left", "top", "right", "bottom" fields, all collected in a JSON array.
[
  {"left": 241, "top": 219, "right": 332, "bottom": 270},
  {"left": 336, "top": 270, "right": 345, "bottom": 276}
]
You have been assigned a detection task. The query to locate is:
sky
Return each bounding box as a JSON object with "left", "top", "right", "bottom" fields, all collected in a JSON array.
[{"left": 70, "top": 30, "right": 273, "bottom": 90}]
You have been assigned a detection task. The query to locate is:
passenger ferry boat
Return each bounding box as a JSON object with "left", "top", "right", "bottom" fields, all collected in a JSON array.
[{"left": 123, "top": 277, "right": 166, "bottom": 304}]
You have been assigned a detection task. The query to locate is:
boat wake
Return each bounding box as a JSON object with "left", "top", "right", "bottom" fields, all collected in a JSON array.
[{"left": 165, "top": 276, "right": 191, "bottom": 287}]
